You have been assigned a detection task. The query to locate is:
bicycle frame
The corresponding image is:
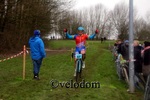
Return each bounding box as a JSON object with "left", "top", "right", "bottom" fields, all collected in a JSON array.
[{"left": 75, "top": 54, "right": 83, "bottom": 72}]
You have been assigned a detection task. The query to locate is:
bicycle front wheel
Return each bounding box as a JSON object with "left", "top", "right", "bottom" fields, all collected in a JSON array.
[{"left": 76, "top": 59, "right": 82, "bottom": 82}]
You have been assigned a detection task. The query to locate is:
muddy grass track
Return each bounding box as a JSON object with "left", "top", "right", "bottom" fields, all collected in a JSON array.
[{"left": 0, "top": 40, "right": 143, "bottom": 100}]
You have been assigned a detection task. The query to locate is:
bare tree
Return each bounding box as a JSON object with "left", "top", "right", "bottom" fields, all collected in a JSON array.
[
  {"left": 134, "top": 12, "right": 150, "bottom": 40},
  {"left": 111, "top": 2, "right": 129, "bottom": 40},
  {"left": 94, "top": 4, "right": 110, "bottom": 39},
  {"left": 68, "top": 3, "right": 111, "bottom": 39},
  {"left": 0, "top": 0, "right": 74, "bottom": 51}
]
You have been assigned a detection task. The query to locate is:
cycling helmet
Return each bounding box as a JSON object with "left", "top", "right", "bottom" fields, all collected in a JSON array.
[
  {"left": 34, "top": 30, "right": 41, "bottom": 35},
  {"left": 78, "top": 27, "right": 84, "bottom": 31}
]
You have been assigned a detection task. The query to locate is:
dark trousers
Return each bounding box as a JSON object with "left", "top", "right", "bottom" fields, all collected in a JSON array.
[{"left": 32, "top": 58, "right": 43, "bottom": 77}]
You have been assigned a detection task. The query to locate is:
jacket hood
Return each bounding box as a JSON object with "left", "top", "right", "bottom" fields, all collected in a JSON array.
[{"left": 29, "top": 36, "right": 40, "bottom": 42}]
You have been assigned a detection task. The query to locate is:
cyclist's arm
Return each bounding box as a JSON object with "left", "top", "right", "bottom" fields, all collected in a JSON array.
[
  {"left": 66, "top": 32, "right": 74, "bottom": 39},
  {"left": 88, "top": 33, "right": 96, "bottom": 39}
]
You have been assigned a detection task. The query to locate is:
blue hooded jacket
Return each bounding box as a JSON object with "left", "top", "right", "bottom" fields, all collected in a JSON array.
[{"left": 29, "top": 36, "right": 46, "bottom": 60}]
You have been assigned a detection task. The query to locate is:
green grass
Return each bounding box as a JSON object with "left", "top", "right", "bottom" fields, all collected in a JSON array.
[
  {"left": 0, "top": 40, "right": 143, "bottom": 100},
  {"left": 48, "top": 40, "right": 75, "bottom": 49}
]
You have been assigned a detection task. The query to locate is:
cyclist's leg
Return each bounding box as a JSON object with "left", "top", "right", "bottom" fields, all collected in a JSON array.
[
  {"left": 81, "top": 50, "right": 86, "bottom": 60},
  {"left": 81, "top": 47, "right": 86, "bottom": 68}
]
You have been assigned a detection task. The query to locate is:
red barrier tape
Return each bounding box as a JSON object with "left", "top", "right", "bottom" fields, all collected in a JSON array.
[{"left": 0, "top": 50, "right": 29, "bottom": 62}]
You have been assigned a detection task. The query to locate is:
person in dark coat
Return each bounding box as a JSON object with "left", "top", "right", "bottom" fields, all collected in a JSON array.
[
  {"left": 120, "top": 40, "right": 129, "bottom": 60},
  {"left": 116, "top": 39, "right": 123, "bottom": 54},
  {"left": 133, "top": 40, "right": 143, "bottom": 73},
  {"left": 141, "top": 41, "right": 150, "bottom": 81},
  {"left": 100, "top": 37, "right": 104, "bottom": 43}
]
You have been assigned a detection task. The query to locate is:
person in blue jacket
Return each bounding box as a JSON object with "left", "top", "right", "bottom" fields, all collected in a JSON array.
[{"left": 29, "top": 30, "right": 46, "bottom": 80}]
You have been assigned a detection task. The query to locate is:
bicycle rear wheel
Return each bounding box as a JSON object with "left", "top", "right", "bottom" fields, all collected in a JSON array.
[{"left": 122, "top": 65, "right": 129, "bottom": 85}]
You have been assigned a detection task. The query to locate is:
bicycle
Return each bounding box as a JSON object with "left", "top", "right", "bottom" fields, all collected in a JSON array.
[
  {"left": 116, "top": 54, "right": 131, "bottom": 85},
  {"left": 115, "top": 54, "right": 128, "bottom": 83},
  {"left": 120, "top": 58, "right": 146, "bottom": 91},
  {"left": 144, "top": 74, "right": 150, "bottom": 100},
  {"left": 120, "top": 60, "right": 129, "bottom": 85},
  {"left": 75, "top": 53, "right": 83, "bottom": 82},
  {"left": 113, "top": 50, "right": 146, "bottom": 93},
  {"left": 134, "top": 72, "right": 146, "bottom": 91}
]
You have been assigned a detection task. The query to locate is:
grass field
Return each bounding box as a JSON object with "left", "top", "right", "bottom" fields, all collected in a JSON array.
[{"left": 0, "top": 40, "right": 143, "bottom": 100}]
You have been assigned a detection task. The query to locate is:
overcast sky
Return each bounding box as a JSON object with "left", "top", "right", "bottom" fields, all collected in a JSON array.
[{"left": 73, "top": 0, "right": 150, "bottom": 18}]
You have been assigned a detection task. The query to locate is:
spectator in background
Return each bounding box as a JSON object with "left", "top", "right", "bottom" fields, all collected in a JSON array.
[
  {"left": 104, "top": 37, "right": 106, "bottom": 42},
  {"left": 133, "top": 40, "right": 143, "bottom": 73},
  {"left": 116, "top": 39, "right": 123, "bottom": 54},
  {"left": 100, "top": 37, "right": 104, "bottom": 43},
  {"left": 141, "top": 41, "right": 150, "bottom": 81},
  {"left": 29, "top": 30, "right": 46, "bottom": 80},
  {"left": 120, "top": 40, "right": 129, "bottom": 60},
  {"left": 114, "top": 40, "right": 118, "bottom": 47}
]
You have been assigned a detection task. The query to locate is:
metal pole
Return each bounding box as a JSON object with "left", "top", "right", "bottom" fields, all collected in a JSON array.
[{"left": 129, "top": 0, "right": 134, "bottom": 93}]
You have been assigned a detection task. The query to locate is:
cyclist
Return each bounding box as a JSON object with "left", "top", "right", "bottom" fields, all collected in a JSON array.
[{"left": 64, "top": 26, "right": 98, "bottom": 76}]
